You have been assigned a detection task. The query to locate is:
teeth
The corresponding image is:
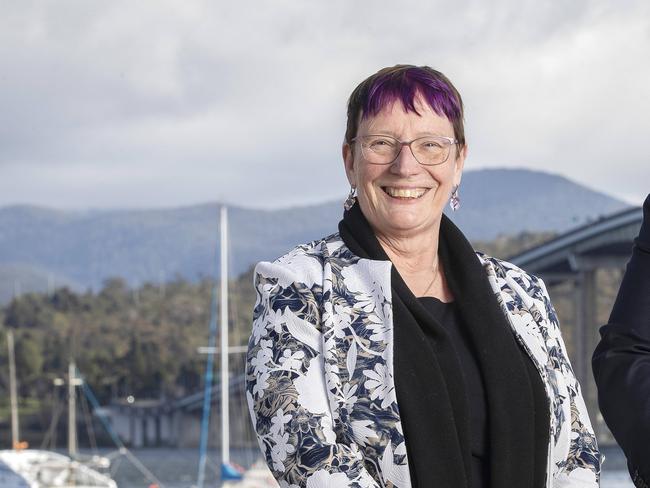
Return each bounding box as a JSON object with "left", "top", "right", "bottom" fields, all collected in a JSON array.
[{"left": 384, "top": 187, "right": 427, "bottom": 198}]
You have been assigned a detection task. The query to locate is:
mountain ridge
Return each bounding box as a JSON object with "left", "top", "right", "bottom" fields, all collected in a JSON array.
[{"left": 0, "top": 169, "right": 631, "bottom": 304}]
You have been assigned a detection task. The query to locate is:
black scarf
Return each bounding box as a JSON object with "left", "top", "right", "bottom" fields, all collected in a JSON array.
[{"left": 339, "top": 202, "right": 548, "bottom": 488}]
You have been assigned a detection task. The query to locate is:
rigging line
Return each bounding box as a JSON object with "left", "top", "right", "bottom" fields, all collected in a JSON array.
[
  {"left": 52, "top": 404, "right": 59, "bottom": 450},
  {"left": 79, "top": 387, "right": 98, "bottom": 452},
  {"left": 226, "top": 239, "right": 245, "bottom": 452},
  {"left": 121, "top": 447, "right": 165, "bottom": 488},
  {"left": 205, "top": 456, "right": 221, "bottom": 477},
  {"left": 110, "top": 455, "right": 123, "bottom": 477},
  {"left": 41, "top": 403, "right": 64, "bottom": 449},
  {"left": 224, "top": 215, "right": 259, "bottom": 461},
  {"left": 41, "top": 387, "right": 63, "bottom": 449},
  {"left": 79, "top": 380, "right": 123, "bottom": 449},
  {"left": 103, "top": 449, "right": 124, "bottom": 461},
  {"left": 42, "top": 401, "right": 64, "bottom": 449},
  {"left": 78, "top": 369, "right": 165, "bottom": 488},
  {"left": 227, "top": 226, "right": 238, "bottom": 346},
  {"left": 196, "top": 231, "right": 221, "bottom": 488}
]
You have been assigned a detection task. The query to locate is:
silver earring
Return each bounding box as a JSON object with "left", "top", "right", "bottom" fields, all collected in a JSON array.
[
  {"left": 344, "top": 186, "right": 357, "bottom": 210},
  {"left": 450, "top": 185, "right": 461, "bottom": 211}
]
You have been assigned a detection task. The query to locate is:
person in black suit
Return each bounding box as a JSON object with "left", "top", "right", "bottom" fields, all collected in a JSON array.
[{"left": 593, "top": 193, "right": 650, "bottom": 487}]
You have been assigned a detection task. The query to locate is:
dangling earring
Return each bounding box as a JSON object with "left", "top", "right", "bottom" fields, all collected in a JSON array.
[
  {"left": 344, "top": 186, "right": 357, "bottom": 211},
  {"left": 450, "top": 185, "right": 461, "bottom": 211}
]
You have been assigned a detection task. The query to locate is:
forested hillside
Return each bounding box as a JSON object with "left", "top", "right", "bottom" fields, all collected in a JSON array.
[
  {"left": 0, "top": 270, "right": 255, "bottom": 405},
  {"left": 0, "top": 229, "right": 623, "bottom": 448},
  {"left": 0, "top": 230, "right": 548, "bottom": 405}
]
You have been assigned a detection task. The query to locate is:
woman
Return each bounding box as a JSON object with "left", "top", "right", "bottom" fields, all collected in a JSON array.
[
  {"left": 246, "top": 65, "right": 601, "bottom": 487},
  {"left": 593, "top": 193, "right": 650, "bottom": 487}
]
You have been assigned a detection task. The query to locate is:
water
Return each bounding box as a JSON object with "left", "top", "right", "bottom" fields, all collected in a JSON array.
[
  {"left": 600, "top": 444, "right": 636, "bottom": 488},
  {"left": 601, "top": 471, "right": 636, "bottom": 487},
  {"left": 84, "top": 446, "right": 635, "bottom": 487},
  {"left": 82, "top": 447, "right": 258, "bottom": 488}
]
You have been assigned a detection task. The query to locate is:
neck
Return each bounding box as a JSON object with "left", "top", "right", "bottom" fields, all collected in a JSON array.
[{"left": 374, "top": 220, "right": 441, "bottom": 274}]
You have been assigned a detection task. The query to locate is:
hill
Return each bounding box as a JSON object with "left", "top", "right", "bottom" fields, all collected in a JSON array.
[{"left": 0, "top": 169, "right": 630, "bottom": 301}]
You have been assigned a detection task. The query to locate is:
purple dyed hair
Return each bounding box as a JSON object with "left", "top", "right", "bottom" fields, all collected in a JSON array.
[{"left": 345, "top": 65, "right": 465, "bottom": 151}]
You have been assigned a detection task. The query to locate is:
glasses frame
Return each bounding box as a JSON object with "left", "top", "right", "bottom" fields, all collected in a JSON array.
[{"left": 351, "top": 134, "right": 459, "bottom": 166}]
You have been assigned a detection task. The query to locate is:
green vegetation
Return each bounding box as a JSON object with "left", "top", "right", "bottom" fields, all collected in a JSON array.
[
  {"left": 0, "top": 230, "right": 622, "bottom": 446},
  {"left": 0, "top": 269, "right": 256, "bottom": 407}
]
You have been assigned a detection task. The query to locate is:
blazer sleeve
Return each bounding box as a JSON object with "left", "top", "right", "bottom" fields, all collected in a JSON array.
[
  {"left": 592, "top": 193, "right": 650, "bottom": 487},
  {"left": 245, "top": 260, "right": 381, "bottom": 488},
  {"left": 534, "top": 277, "right": 602, "bottom": 487}
]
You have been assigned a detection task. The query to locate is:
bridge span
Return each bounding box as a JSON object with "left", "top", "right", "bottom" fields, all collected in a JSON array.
[{"left": 508, "top": 204, "right": 643, "bottom": 443}]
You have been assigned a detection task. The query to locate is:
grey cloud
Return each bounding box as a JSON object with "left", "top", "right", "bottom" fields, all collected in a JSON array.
[{"left": 1, "top": 0, "right": 649, "bottom": 209}]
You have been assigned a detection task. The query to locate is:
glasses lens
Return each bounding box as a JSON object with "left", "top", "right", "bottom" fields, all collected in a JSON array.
[
  {"left": 358, "top": 135, "right": 453, "bottom": 165},
  {"left": 413, "top": 137, "right": 451, "bottom": 165},
  {"left": 360, "top": 136, "right": 399, "bottom": 164}
]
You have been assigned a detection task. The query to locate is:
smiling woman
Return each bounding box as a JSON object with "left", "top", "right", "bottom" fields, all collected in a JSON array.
[
  {"left": 343, "top": 89, "right": 465, "bottom": 297},
  {"left": 245, "top": 65, "right": 601, "bottom": 487}
]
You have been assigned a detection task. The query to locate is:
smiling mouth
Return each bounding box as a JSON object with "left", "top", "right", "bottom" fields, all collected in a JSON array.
[{"left": 381, "top": 187, "right": 430, "bottom": 199}]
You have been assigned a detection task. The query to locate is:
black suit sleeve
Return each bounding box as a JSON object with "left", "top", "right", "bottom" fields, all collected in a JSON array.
[{"left": 593, "top": 193, "right": 650, "bottom": 487}]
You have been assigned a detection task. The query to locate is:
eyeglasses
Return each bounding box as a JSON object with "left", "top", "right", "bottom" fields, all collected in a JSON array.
[{"left": 352, "top": 134, "right": 458, "bottom": 166}]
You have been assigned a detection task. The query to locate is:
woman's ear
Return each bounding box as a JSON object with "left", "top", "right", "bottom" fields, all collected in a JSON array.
[
  {"left": 453, "top": 143, "right": 467, "bottom": 188},
  {"left": 342, "top": 142, "right": 357, "bottom": 187}
]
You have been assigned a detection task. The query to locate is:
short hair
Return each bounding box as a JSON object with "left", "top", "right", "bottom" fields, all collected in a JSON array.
[{"left": 344, "top": 65, "right": 465, "bottom": 150}]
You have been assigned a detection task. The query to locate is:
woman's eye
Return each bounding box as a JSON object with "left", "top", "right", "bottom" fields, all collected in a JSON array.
[
  {"left": 421, "top": 141, "right": 443, "bottom": 150},
  {"left": 369, "top": 139, "right": 394, "bottom": 148}
]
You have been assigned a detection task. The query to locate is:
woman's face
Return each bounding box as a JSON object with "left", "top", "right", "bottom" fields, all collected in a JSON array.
[{"left": 343, "top": 95, "right": 466, "bottom": 240}]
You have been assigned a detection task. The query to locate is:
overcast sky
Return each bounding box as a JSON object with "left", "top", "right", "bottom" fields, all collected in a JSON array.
[{"left": 1, "top": 0, "right": 649, "bottom": 210}]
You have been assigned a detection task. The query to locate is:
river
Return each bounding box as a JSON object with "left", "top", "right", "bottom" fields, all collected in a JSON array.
[{"left": 91, "top": 445, "right": 635, "bottom": 487}]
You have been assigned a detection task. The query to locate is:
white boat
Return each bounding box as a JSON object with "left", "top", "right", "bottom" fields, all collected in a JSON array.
[
  {"left": 3, "top": 332, "right": 117, "bottom": 488},
  {"left": 0, "top": 449, "right": 117, "bottom": 488}
]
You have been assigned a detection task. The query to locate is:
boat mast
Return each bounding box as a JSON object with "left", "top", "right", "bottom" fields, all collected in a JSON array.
[
  {"left": 68, "top": 361, "right": 78, "bottom": 457},
  {"left": 220, "top": 205, "right": 230, "bottom": 467},
  {"left": 7, "top": 331, "right": 20, "bottom": 449},
  {"left": 197, "top": 205, "right": 232, "bottom": 488}
]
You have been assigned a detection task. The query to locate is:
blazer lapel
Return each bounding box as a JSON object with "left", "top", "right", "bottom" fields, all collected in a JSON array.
[{"left": 324, "top": 245, "right": 412, "bottom": 487}]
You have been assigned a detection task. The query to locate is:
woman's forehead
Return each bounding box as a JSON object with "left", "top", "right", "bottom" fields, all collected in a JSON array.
[{"left": 360, "top": 99, "right": 453, "bottom": 134}]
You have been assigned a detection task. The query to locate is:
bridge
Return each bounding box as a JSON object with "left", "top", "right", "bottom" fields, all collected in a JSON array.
[
  {"left": 508, "top": 204, "right": 643, "bottom": 443},
  {"left": 104, "top": 203, "right": 644, "bottom": 448},
  {"left": 103, "top": 374, "right": 251, "bottom": 448}
]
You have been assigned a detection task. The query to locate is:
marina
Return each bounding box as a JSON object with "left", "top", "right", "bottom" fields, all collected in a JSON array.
[
  {"left": 3, "top": 447, "right": 633, "bottom": 488},
  {"left": 1, "top": 204, "right": 645, "bottom": 487},
  {"left": 2, "top": 2, "right": 650, "bottom": 486}
]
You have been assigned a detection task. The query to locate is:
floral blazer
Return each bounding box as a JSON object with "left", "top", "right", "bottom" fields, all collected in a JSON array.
[{"left": 245, "top": 232, "right": 601, "bottom": 488}]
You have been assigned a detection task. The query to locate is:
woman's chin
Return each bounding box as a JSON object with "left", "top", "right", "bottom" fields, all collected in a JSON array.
[
  {"left": 360, "top": 194, "right": 441, "bottom": 235},
  {"left": 377, "top": 211, "right": 437, "bottom": 236}
]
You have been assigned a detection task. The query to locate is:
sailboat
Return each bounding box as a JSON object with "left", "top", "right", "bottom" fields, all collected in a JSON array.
[
  {"left": 196, "top": 206, "right": 278, "bottom": 488},
  {"left": 0, "top": 332, "right": 117, "bottom": 488}
]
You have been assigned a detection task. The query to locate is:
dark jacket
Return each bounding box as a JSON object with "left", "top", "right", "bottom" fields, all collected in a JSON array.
[{"left": 593, "top": 193, "right": 650, "bottom": 487}]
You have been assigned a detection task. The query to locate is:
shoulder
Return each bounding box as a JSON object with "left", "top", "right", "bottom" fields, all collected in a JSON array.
[
  {"left": 254, "top": 232, "right": 344, "bottom": 289},
  {"left": 251, "top": 233, "right": 345, "bottom": 333},
  {"left": 475, "top": 251, "right": 539, "bottom": 284},
  {"left": 475, "top": 251, "right": 551, "bottom": 305}
]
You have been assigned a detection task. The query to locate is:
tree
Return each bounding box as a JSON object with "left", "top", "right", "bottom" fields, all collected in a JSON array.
[{"left": 14, "top": 333, "right": 44, "bottom": 396}]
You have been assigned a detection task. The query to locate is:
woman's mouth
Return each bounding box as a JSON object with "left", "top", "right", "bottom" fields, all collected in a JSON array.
[{"left": 381, "top": 187, "right": 429, "bottom": 199}]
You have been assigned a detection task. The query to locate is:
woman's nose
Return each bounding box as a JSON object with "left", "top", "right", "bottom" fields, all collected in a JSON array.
[{"left": 390, "top": 143, "right": 421, "bottom": 176}]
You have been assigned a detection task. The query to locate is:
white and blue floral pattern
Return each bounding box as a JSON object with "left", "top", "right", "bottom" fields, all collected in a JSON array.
[{"left": 245, "top": 233, "right": 600, "bottom": 488}]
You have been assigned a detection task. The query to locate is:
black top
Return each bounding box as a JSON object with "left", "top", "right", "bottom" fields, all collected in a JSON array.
[
  {"left": 593, "top": 193, "right": 650, "bottom": 486},
  {"left": 339, "top": 202, "right": 550, "bottom": 487},
  {"left": 418, "top": 297, "right": 489, "bottom": 488}
]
